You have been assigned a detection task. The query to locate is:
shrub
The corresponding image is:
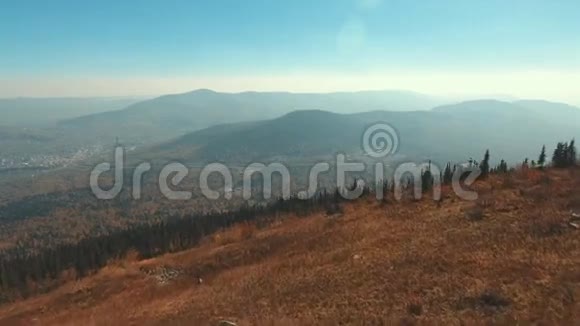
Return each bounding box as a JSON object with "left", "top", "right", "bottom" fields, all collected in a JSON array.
[
  {"left": 465, "top": 206, "right": 485, "bottom": 221},
  {"left": 407, "top": 302, "right": 423, "bottom": 316}
]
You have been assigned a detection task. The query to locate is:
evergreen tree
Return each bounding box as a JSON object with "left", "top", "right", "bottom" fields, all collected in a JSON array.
[
  {"left": 443, "top": 163, "right": 453, "bottom": 185},
  {"left": 568, "top": 139, "right": 577, "bottom": 166},
  {"left": 553, "top": 141, "right": 576, "bottom": 168},
  {"left": 421, "top": 161, "right": 434, "bottom": 192},
  {"left": 538, "top": 145, "right": 547, "bottom": 169},
  {"left": 496, "top": 159, "right": 508, "bottom": 173},
  {"left": 553, "top": 142, "right": 566, "bottom": 168},
  {"left": 480, "top": 150, "right": 490, "bottom": 178}
]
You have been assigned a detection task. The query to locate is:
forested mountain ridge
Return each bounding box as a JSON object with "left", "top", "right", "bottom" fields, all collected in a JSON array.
[
  {"left": 58, "top": 89, "right": 444, "bottom": 142},
  {"left": 152, "top": 100, "right": 580, "bottom": 164}
]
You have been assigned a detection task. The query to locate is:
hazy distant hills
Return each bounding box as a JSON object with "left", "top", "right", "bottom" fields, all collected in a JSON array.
[
  {"left": 4, "top": 90, "right": 580, "bottom": 167},
  {"left": 156, "top": 99, "right": 580, "bottom": 165},
  {"left": 434, "top": 99, "right": 580, "bottom": 124},
  {"left": 0, "top": 97, "right": 146, "bottom": 126},
  {"left": 60, "top": 89, "right": 444, "bottom": 142}
]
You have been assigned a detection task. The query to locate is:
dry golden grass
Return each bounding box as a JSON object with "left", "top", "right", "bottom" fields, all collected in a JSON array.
[{"left": 1, "top": 168, "right": 580, "bottom": 325}]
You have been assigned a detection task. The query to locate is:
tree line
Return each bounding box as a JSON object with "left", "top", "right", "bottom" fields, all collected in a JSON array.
[
  {"left": 421, "top": 138, "right": 577, "bottom": 192},
  {"left": 0, "top": 191, "right": 342, "bottom": 299}
]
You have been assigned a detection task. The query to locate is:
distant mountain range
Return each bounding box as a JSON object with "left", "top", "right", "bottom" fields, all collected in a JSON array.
[
  {"left": 151, "top": 99, "right": 580, "bottom": 165},
  {"left": 59, "top": 89, "right": 445, "bottom": 142},
  {"left": 0, "top": 97, "right": 147, "bottom": 126},
  {"left": 3, "top": 90, "right": 580, "bottom": 166}
]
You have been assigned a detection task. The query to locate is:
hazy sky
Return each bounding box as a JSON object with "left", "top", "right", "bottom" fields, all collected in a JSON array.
[{"left": 1, "top": 0, "right": 579, "bottom": 103}]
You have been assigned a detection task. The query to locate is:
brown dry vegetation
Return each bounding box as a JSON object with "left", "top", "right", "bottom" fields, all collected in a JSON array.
[{"left": 1, "top": 168, "right": 580, "bottom": 325}]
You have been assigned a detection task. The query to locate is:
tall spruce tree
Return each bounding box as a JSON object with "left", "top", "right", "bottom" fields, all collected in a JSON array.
[
  {"left": 421, "top": 160, "right": 434, "bottom": 192},
  {"left": 480, "top": 149, "right": 490, "bottom": 178},
  {"left": 553, "top": 141, "right": 577, "bottom": 168},
  {"left": 553, "top": 142, "right": 566, "bottom": 167},
  {"left": 538, "top": 145, "right": 547, "bottom": 169},
  {"left": 443, "top": 163, "right": 453, "bottom": 185},
  {"left": 568, "top": 139, "right": 577, "bottom": 166}
]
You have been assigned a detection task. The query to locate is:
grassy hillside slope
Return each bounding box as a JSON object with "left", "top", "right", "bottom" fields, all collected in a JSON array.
[{"left": 1, "top": 168, "right": 580, "bottom": 325}]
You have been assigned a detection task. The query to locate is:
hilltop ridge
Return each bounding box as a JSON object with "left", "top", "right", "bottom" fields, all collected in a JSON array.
[{"left": 148, "top": 100, "right": 580, "bottom": 164}]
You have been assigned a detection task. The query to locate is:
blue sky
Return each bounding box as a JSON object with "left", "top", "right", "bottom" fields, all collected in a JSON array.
[{"left": 1, "top": 0, "right": 579, "bottom": 100}]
